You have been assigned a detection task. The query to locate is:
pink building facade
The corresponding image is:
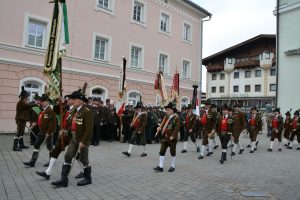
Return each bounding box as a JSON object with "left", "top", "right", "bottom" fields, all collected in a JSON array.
[{"left": 0, "top": 0, "right": 211, "bottom": 133}]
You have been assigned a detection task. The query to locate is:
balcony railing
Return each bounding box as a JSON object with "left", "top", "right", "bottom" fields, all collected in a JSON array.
[
  {"left": 234, "top": 60, "right": 259, "bottom": 69},
  {"left": 207, "top": 64, "right": 224, "bottom": 72}
]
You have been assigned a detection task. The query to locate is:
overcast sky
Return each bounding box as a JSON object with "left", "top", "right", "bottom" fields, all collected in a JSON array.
[{"left": 191, "top": 0, "right": 277, "bottom": 92}]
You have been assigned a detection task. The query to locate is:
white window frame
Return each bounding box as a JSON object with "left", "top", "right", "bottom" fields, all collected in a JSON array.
[
  {"left": 95, "top": 0, "right": 115, "bottom": 15},
  {"left": 157, "top": 51, "right": 170, "bottom": 75},
  {"left": 127, "top": 90, "right": 142, "bottom": 106},
  {"left": 181, "top": 59, "right": 191, "bottom": 79},
  {"left": 129, "top": 43, "right": 144, "bottom": 69},
  {"left": 180, "top": 96, "right": 190, "bottom": 110},
  {"left": 19, "top": 77, "right": 46, "bottom": 102},
  {"left": 92, "top": 32, "right": 112, "bottom": 62},
  {"left": 182, "top": 21, "right": 192, "bottom": 43},
  {"left": 23, "top": 13, "right": 50, "bottom": 49},
  {"left": 131, "top": 0, "right": 147, "bottom": 27},
  {"left": 89, "top": 85, "right": 108, "bottom": 101},
  {"left": 159, "top": 10, "right": 172, "bottom": 36}
]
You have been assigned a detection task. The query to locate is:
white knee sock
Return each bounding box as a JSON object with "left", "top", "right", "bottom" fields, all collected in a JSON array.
[
  {"left": 46, "top": 157, "right": 57, "bottom": 175},
  {"left": 128, "top": 144, "right": 133, "bottom": 153},
  {"left": 279, "top": 142, "right": 282, "bottom": 148},
  {"left": 159, "top": 156, "right": 165, "bottom": 168},
  {"left": 232, "top": 144, "right": 237, "bottom": 153},
  {"left": 238, "top": 143, "right": 243, "bottom": 150},
  {"left": 200, "top": 145, "right": 206, "bottom": 156},
  {"left": 270, "top": 141, "right": 274, "bottom": 149},
  {"left": 251, "top": 141, "right": 256, "bottom": 151},
  {"left": 208, "top": 139, "right": 213, "bottom": 152},
  {"left": 183, "top": 142, "right": 188, "bottom": 150},
  {"left": 171, "top": 157, "right": 176, "bottom": 168}
]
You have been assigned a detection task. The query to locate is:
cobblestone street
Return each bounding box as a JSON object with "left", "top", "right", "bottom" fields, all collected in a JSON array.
[{"left": 0, "top": 133, "right": 299, "bottom": 200}]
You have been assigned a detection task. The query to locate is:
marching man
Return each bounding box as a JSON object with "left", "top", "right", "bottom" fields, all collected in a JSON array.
[
  {"left": 231, "top": 103, "right": 247, "bottom": 155},
  {"left": 216, "top": 105, "right": 234, "bottom": 164},
  {"left": 51, "top": 90, "right": 93, "bottom": 187},
  {"left": 153, "top": 102, "right": 180, "bottom": 172},
  {"left": 122, "top": 101, "right": 148, "bottom": 157},
  {"left": 267, "top": 108, "right": 284, "bottom": 152},
  {"left": 286, "top": 110, "right": 300, "bottom": 150},
  {"left": 283, "top": 111, "right": 292, "bottom": 146},
  {"left": 23, "top": 94, "right": 56, "bottom": 167},
  {"left": 248, "top": 107, "right": 262, "bottom": 153},
  {"left": 198, "top": 100, "right": 218, "bottom": 159},
  {"left": 181, "top": 104, "right": 200, "bottom": 153}
]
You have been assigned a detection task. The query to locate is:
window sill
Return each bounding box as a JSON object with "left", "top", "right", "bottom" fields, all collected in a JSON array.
[
  {"left": 159, "top": 30, "right": 172, "bottom": 37},
  {"left": 131, "top": 20, "right": 146, "bottom": 28},
  {"left": 182, "top": 39, "right": 192, "bottom": 45},
  {"left": 25, "top": 45, "right": 46, "bottom": 52},
  {"left": 93, "top": 58, "right": 110, "bottom": 63},
  {"left": 129, "top": 66, "right": 143, "bottom": 71},
  {"left": 94, "top": 7, "right": 114, "bottom": 16}
]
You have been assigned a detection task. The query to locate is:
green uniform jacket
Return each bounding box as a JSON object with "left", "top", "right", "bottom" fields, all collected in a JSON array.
[
  {"left": 72, "top": 106, "right": 93, "bottom": 145},
  {"left": 132, "top": 112, "right": 147, "bottom": 134}
]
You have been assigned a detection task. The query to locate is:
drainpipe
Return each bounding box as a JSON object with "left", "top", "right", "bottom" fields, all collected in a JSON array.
[
  {"left": 199, "top": 15, "right": 211, "bottom": 105},
  {"left": 275, "top": 0, "right": 279, "bottom": 108}
]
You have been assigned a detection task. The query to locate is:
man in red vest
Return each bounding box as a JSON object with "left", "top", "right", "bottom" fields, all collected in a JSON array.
[
  {"left": 216, "top": 105, "right": 233, "bottom": 164},
  {"left": 267, "top": 108, "right": 284, "bottom": 152},
  {"left": 248, "top": 107, "right": 262, "bottom": 153},
  {"left": 287, "top": 110, "right": 300, "bottom": 150}
]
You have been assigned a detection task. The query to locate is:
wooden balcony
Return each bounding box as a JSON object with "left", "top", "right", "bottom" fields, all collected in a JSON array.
[
  {"left": 207, "top": 63, "right": 224, "bottom": 72},
  {"left": 234, "top": 60, "right": 259, "bottom": 69}
]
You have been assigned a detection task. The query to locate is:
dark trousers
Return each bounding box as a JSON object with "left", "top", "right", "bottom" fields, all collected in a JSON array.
[
  {"left": 130, "top": 130, "right": 145, "bottom": 146},
  {"left": 91, "top": 124, "right": 100, "bottom": 145},
  {"left": 249, "top": 127, "right": 259, "bottom": 142},
  {"left": 270, "top": 129, "right": 282, "bottom": 142},
  {"left": 107, "top": 123, "right": 116, "bottom": 141},
  {"left": 183, "top": 130, "right": 196, "bottom": 142},
  {"left": 50, "top": 135, "right": 70, "bottom": 159},
  {"left": 33, "top": 132, "right": 53, "bottom": 151},
  {"left": 16, "top": 120, "right": 26, "bottom": 137},
  {"left": 219, "top": 132, "right": 230, "bottom": 149},
  {"left": 180, "top": 126, "right": 185, "bottom": 141},
  {"left": 202, "top": 129, "right": 209, "bottom": 145},
  {"left": 290, "top": 130, "right": 300, "bottom": 142},
  {"left": 64, "top": 137, "right": 89, "bottom": 167},
  {"left": 160, "top": 139, "right": 177, "bottom": 156},
  {"left": 30, "top": 126, "right": 39, "bottom": 144},
  {"left": 122, "top": 124, "right": 131, "bottom": 143},
  {"left": 145, "top": 126, "right": 154, "bottom": 144}
]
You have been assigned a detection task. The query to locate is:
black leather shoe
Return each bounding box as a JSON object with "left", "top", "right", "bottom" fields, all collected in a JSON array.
[
  {"left": 213, "top": 145, "right": 219, "bottom": 149},
  {"left": 181, "top": 149, "right": 187, "bottom": 153},
  {"left": 77, "top": 178, "right": 91, "bottom": 186},
  {"left": 198, "top": 155, "right": 204, "bottom": 159},
  {"left": 278, "top": 148, "right": 282, "bottom": 151},
  {"left": 122, "top": 152, "right": 131, "bottom": 157},
  {"left": 206, "top": 152, "right": 212, "bottom": 156},
  {"left": 51, "top": 179, "right": 68, "bottom": 187},
  {"left": 249, "top": 150, "right": 254, "bottom": 153},
  {"left": 140, "top": 153, "right": 147, "bottom": 157},
  {"left": 267, "top": 148, "right": 272, "bottom": 152},
  {"left": 36, "top": 171, "right": 50, "bottom": 180},
  {"left": 23, "top": 160, "right": 35, "bottom": 167},
  {"left": 239, "top": 149, "right": 244, "bottom": 154},
  {"left": 296, "top": 147, "right": 300, "bottom": 150},
  {"left": 153, "top": 166, "right": 163, "bottom": 172},
  {"left": 168, "top": 167, "right": 175, "bottom": 172},
  {"left": 247, "top": 144, "right": 251, "bottom": 148},
  {"left": 231, "top": 152, "right": 235, "bottom": 156},
  {"left": 286, "top": 146, "right": 292, "bottom": 149}
]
